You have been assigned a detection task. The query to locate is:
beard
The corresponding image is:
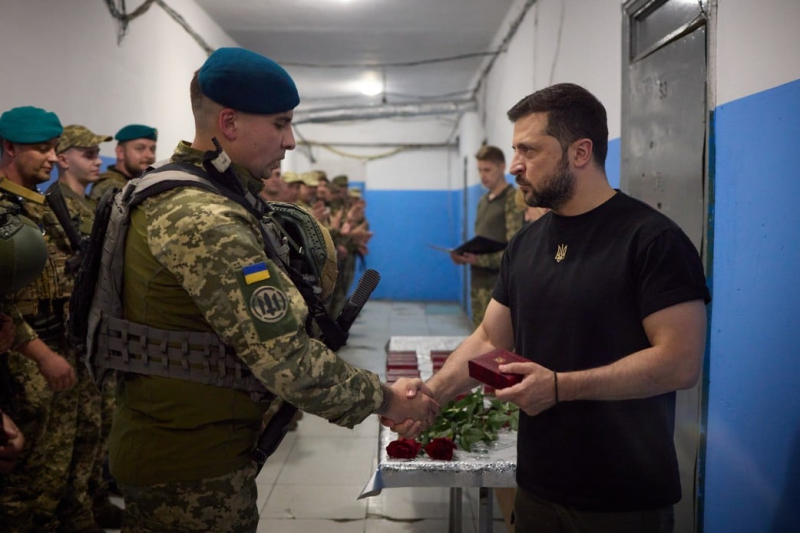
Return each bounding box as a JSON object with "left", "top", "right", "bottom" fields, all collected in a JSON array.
[
  {"left": 123, "top": 159, "right": 146, "bottom": 179},
  {"left": 518, "top": 151, "right": 575, "bottom": 211}
]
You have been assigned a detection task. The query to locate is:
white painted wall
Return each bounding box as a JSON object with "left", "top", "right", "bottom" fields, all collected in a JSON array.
[
  {"left": 0, "top": 0, "right": 236, "bottom": 159},
  {"left": 285, "top": 117, "right": 458, "bottom": 191},
  {"left": 715, "top": 0, "right": 800, "bottom": 105},
  {"left": 460, "top": 0, "right": 623, "bottom": 188}
]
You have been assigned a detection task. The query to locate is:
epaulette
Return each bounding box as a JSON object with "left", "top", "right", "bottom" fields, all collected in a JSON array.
[{"left": 0, "top": 176, "right": 46, "bottom": 204}]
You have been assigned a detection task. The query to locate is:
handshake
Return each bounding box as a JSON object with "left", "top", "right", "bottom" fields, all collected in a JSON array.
[{"left": 378, "top": 377, "right": 438, "bottom": 439}]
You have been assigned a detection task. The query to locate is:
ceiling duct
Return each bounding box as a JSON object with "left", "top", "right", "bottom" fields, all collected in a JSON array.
[{"left": 292, "top": 99, "right": 477, "bottom": 125}]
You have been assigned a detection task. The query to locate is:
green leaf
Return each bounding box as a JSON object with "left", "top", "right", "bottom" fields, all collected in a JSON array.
[{"left": 416, "top": 390, "right": 519, "bottom": 454}]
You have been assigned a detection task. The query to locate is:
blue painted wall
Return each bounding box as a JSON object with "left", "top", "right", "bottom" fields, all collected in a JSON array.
[
  {"left": 703, "top": 78, "right": 800, "bottom": 532},
  {"left": 606, "top": 137, "right": 621, "bottom": 189},
  {"left": 364, "top": 189, "right": 463, "bottom": 302}
]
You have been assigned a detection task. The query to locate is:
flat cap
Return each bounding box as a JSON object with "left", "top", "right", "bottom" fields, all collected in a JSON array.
[
  {"left": 57, "top": 125, "right": 112, "bottom": 154},
  {"left": 0, "top": 106, "right": 63, "bottom": 144},
  {"left": 199, "top": 47, "right": 300, "bottom": 115},
  {"left": 332, "top": 174, "right": 349, "bottom": 188},
  {"left": 116, "top": 124, "right": 158, "bottom": 142},
  {"left": 282, "top": 171, "right": 303, "bottom": 184}
]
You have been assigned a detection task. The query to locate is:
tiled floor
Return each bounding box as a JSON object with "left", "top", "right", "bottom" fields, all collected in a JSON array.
[{"left": 108, "top": 301, "right": 509, "bottom": 532}]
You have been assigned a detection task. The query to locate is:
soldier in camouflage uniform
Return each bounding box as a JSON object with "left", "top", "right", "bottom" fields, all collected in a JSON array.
[
  {"left": 324, "top": 175, "right": 374, "bottom": 316},
  {"left": 1, "top": 206, "right": 48, "bottom": 479},
  {"left": 55, "top": 125, "right": 125, "bottom": 529},
  {"left": 0, "top": 106, "right": 104, "bottom": 532},
  {"left": 279, "top": 171, "right": 302, "bottom": 203},
  {"left": 296, "top": 170, "right": 320, "bottom": 211},
  {"left": 88, "top": 124, "right": 157, "bottom": 203},
  {"left": 451, "top": 145, "right": 523, "bottom": 329},
  {"left": 102, "top": 47, "right": 437, "bottom": 532}
]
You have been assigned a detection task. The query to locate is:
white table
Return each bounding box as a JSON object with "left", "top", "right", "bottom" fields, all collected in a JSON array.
[{"left": 359, "top": 336, "right": 517, "bottom": 533}]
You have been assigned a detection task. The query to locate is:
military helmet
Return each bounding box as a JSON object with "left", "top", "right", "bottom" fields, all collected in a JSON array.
[
  {"left": 267, "top": 202, "right": 338, "bottom": 301},
  {"left": 0, "top": 207, "right": 48, "bottom": 295}
]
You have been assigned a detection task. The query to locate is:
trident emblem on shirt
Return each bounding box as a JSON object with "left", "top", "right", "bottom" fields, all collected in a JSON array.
[{"left": 555, "top": 244, "right": 568, "bottom": 263}]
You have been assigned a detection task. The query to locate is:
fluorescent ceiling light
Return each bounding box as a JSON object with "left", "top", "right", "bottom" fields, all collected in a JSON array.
[{"left": 357, "top": 72, "right": 383, "bottom": 96}]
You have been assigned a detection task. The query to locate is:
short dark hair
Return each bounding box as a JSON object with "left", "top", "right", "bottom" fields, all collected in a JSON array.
[
  {"left": 475, "top": 145, "right": 505, "bottom": 164},
  {"left": 507, "top": 83, "right": 608, "bottom": 168},
  {"left": 190, "top": 70, "right": 203, "bottom": 115}
]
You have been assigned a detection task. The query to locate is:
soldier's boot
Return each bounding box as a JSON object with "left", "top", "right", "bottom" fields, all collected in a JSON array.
[{"left": 92, "top": 494, "right": 124, "bottom": 529}]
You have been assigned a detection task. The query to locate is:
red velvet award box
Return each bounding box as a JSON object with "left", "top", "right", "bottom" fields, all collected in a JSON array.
[{"left": 468, "top": 349, "right": 527, "bottom": 390}]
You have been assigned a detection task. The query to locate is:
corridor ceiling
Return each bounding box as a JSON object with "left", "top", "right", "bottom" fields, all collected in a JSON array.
[{"left": 195, "top": 0, "right": 516, "bottom": 111}]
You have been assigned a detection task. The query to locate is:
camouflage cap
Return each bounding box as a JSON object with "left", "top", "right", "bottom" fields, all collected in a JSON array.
[
  {"left": 57, "top": 124, "right": 112, "bottom": 154},
  {"left": 299, "top": 171, "right": 320, "bottom": 187},
  {"left": 315, "top": 170, "right": 328, "bottom": 183},
  {"left": 348, "top": 187, "right": 362, "bottom": 199},
  {"left": 0, "top": 106, "right": 63, "bottom": 144},
  {"left": 332, "top": 174, "right": 348, "bottom": 188},
  {"left": 282, "top": 171, "right": 303, "bottom": 184}
]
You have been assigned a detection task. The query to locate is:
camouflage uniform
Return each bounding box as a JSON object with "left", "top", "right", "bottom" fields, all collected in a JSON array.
[
  {"left": 331, "top": 227, "right": 360, "bottom": 316},
  {"left": 470, "top": 184, "right": 522, "bottom": 329},
  {"left": 88, "top": 165, "right": 128, "bottom": 203},
  {"left": 120, "top": 463, "right": 258, "bottom": 533},
  {"left": 111, "top": 142, "right": 384, "bottom": 531},
  {"left": 323, "top": 199, "right": 347, "bottom": 316},
  {"left": 60, "top": 182, "right": 115, "bottom": 517},
  {"left": 0, "top": 180, "right": 99, "bottom": 531}
]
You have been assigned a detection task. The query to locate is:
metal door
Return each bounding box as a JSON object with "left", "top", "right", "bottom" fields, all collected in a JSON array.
[{"left": 622, "top": 1, "right": 709, "bottom": 531}]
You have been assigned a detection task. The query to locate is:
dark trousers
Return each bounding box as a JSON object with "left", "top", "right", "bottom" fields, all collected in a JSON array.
[{"left": 514, "top": 486, "right": 674, "bottom": 533}]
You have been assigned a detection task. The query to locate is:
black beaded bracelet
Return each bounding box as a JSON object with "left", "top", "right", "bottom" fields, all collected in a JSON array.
[{"left": 553, "top": 371, "right": 559, "bottom": 404}]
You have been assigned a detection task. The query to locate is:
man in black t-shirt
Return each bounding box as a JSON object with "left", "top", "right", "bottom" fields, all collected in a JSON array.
[{"left": 392, "top": 84, "right": 710, "bottom": 532}]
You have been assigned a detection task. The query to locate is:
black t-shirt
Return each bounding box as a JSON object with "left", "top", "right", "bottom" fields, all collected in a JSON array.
[{"left": 493, "top": 191, "right": 710, "bottom": 512}]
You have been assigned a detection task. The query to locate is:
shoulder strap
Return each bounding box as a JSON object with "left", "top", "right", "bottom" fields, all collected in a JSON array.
[
  {"left": 127, "top": 163, "right": 221, "bottom": 210},
  {"left": 0, "top": 176, "right": 45, "bottom": 204},
  {"left": 44, "top": 181, "right": 86, "bottom": 275}
]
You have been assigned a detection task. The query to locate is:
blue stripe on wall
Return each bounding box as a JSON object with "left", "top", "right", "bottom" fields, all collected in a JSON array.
[
  {"left": 364, "top": 189, "right": 463, "bottom": 301},
  {"left": 703, "top": 78, "right": 800, "bottom": 532},
  {"left": 606, "top": 137, "right": 621, "bottom": 189}
]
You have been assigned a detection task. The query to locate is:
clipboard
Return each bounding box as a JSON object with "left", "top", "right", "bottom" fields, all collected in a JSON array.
[{"left": 428, "top": 236, "right": 507, "bottom": 255}]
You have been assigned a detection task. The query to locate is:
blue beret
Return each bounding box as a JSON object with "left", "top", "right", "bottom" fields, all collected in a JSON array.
[
  {"left": 199, "top": 48, "right": 300, "bottom": 114},
  {"left": 115, "top": 124, "right": 158, "bottom": 142},
  {"left": 0, "top": 106, "right": 63, "bottom": 144}
]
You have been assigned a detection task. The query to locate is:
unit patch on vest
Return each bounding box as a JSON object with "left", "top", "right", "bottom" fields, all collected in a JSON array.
[{"left": 249, "top": 286, "right": 289, "bottom": 323}]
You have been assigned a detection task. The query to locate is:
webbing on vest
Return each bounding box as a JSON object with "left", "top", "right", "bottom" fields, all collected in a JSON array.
[{"left": 97, "top": 315, "right": 266, "bottom": 393}]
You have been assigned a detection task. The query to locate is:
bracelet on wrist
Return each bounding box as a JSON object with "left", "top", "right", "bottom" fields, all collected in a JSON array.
[{"left": 553, "top": 371, "right": 559, "bottom": 404}]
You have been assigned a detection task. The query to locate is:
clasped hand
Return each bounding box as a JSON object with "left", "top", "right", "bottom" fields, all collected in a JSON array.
[{"left": 380, "top": 378, "right": 439, "bottom": 439}]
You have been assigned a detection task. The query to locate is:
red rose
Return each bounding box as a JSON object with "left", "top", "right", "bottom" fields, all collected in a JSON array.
[
  {"left": 424, "top": 437, "right": 457, "bottom": 461},
  {"left": 386, "top": 438, "right": 422, "bottom": 459}
]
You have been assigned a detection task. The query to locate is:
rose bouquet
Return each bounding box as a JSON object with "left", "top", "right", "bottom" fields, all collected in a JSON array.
[{"left": 386, "top": 390, "right": 519, "bottom": 461}]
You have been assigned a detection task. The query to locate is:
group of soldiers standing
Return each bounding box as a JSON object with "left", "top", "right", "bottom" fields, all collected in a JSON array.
[
  {"left": 259, "top": 167, "right": 373, "bottom": 318},
  {"left": 0, "top": 106, "right": 157, "bottom": 532},
  {"left": 0, "top": 101, "right": 375, "bottom": 531}
]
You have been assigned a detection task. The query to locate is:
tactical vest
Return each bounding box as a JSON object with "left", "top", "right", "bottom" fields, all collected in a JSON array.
[{"left": 81, "top": 160, "right": 341, "bottom": 402}]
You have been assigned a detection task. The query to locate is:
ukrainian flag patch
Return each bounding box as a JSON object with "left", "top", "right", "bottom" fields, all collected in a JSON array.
[{"left": 242, "top": 262, "right": 270, "bottom": 285}]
